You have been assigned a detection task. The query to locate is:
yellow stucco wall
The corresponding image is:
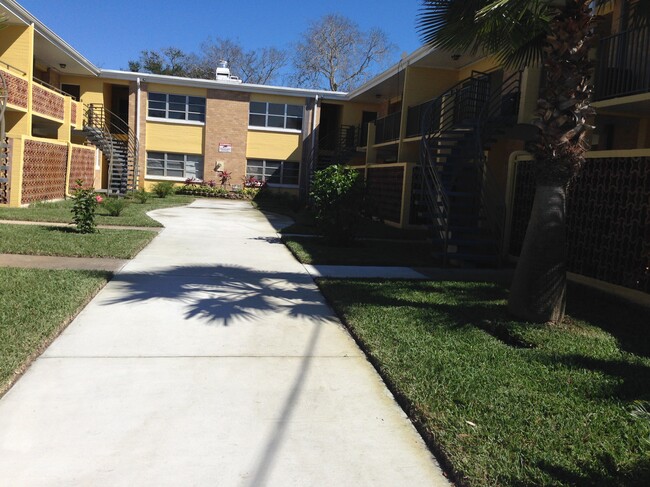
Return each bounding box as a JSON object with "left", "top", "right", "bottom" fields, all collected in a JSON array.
[
  {"left": 246, "top": 131, "right": 302, "bottom": 161},
  {"left": 146, "top": 122, "right": 205, "bottom": 154},
  {"left": 59, "top": 75, "right": 106, "bottom": 106},
  {"left": 0, "top": 25, "right": 33, "bottom": 75},
  {"left": 457, "top": 57, "right": 500, "bottom": 81},
  {"left": 403, "top": 66, "right": 459, "bottom": 107}
]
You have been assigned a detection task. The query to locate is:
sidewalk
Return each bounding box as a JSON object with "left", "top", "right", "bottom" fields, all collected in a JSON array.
[{"left": 0, "top": 199, "right": 450, "bottom": 486}]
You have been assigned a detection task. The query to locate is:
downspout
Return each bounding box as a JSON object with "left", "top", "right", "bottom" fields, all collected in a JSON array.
[{"left": 136, "top": 77, "right": 142, "bottom": 189}]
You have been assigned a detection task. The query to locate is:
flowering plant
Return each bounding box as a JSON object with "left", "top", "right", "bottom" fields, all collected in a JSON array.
[
  {"left": 217, "top": 170, "right": 232, "bottom": 187},
  {"left": 243, "top": 175, "right": 266, "bottom": 188}
]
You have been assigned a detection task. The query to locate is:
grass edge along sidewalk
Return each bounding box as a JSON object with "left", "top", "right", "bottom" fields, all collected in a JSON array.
[
  {"left": 0, "top": 194, "right": 195, "bottom": 228},
  {"left": 0, "top": 224, "right": 157, "bottom": 259},
  {"left": 316, "top": 278, "right": 650, "bottom": 486},
  {"left": 0, "top": 268, "right": 110, "bottom": 398}
]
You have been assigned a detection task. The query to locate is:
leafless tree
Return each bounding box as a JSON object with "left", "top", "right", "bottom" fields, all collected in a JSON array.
[
  {"left": 292, "top": 14, "right": 394, "bottom": 91},
  {"left": 128, "top": 40, "right": 287, "bottom": 85},
  {"left": 198, "top": 38, "right": 287, "bottom": 84}
]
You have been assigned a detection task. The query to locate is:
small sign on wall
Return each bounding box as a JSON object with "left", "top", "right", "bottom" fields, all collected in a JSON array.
[{"left": 218, "top": 143, "right": 232, "bottom": 153}]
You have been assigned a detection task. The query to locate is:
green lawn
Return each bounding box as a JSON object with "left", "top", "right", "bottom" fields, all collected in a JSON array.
[
  {"left": 0, "top": 194, "right": 195, "bottom": 227},
  {"left": 0, "top": 268, "right": 108, "bottom": 395},
  {"left": 283, "top": 236, "right": 438, "bottom": 266},
  {"left": 0, "top": 224, "right": 157, "bottom": 259},
  {"left": 317, "top": 279, "right": 650, "bottom": 486}
]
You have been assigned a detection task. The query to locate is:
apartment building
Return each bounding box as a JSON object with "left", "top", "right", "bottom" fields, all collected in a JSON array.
[{"left": 0, "top": 0, "right": 647, "bottom": 295}]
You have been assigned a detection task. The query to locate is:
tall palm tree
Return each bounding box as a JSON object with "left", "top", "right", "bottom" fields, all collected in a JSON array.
[{"left": 418, "top": 0, "right": 648, "bottom": 323}]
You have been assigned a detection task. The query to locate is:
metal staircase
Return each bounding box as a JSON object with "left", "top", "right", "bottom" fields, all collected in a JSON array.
[
  {"left": 418, "top": 71, "right": 522, "bottom": 267},
  {"left": 0, "top": 70, "right": 9, "bottom": 204},
  {"left": 81, "top": 104, "right": 138, "bottom": 195}
]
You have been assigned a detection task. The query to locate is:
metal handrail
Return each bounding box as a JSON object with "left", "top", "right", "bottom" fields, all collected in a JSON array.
[
  {"left": 32, "top": 77, "right": 77, "bottom": 100},
  {"left": 473, "top": 71, "right": 523, "bottom": 260},
  {"left": 374, "top": 111, "right": 402, "bottom": 144},
  {"left": 84, "top": 103, "right": 139, "bottom": 193},
  {"left": 595, "top": 25, "right": 650, "bottom": 100},
  {"left": 0, "top": 61, "right": 27, "bottom": 77}
]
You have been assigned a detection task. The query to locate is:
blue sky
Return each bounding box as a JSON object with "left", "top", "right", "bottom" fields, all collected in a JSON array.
[{"left": 21, "top": 0, "right": 425, "bottom": 71}]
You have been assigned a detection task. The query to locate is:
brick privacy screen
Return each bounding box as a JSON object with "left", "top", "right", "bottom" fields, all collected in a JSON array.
[
  {"left": 69, "top": 147, "right": 96, "bottom": 192},
  {"left": 366, "top": 166, "right": 404, "bottom": 224},
  {"left": 21, "top": 140, "right": 68, "bottom": 204},
  {"left": 71, "top": 102, "right": 78, "bottom": 126},
  {"left": 510, "top": 157, "right": 650, "bottom": 293},
  {"left": 3, "top": 70, "right": 29, "bottom": 109},
  {"left": 32, "top": 84, "right": 65, "bottom": 120}
]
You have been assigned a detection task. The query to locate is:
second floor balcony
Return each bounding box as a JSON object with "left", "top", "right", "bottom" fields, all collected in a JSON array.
[
  {"left": 374, "top": 111, "right": 401, "bottom": 145},
  {"left": 596, "top": 25, "right": 650, "bottom": 101}
]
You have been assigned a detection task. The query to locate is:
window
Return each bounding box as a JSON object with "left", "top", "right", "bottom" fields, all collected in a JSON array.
[
  {"left": 249, "top": 102, "right": 303, "bottom": 130},
  {"left": 146, "top": 152, "right": 203, "bottom": 179},
  {"left": 148, "top": 93, "right": 206, "bottom": 122},
  {"left": 246, "top": 159, "right": 300, "bottom": 186}
]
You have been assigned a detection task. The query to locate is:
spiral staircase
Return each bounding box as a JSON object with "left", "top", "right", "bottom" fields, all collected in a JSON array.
[{"left": 80, "top": 104, "right": 139, "bottom": 195}]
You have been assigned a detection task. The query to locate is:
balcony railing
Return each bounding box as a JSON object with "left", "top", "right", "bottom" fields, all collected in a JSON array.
[
  {"left": 374, "top": 111, "right": 401, "bottom": 144},
  {"left": 596, "top": 26, "right": 650, "bottom": 100},
  {"left": 406, "top": 100, "right": 438, "bottom": 138}
]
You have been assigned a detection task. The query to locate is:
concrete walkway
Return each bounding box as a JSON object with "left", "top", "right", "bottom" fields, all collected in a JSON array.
[
  {"left": 0, "top": 253, "right": 128, "bottom": 272},
  {"left": 0, "top": 200, "right": 450, "bottom": 486}
]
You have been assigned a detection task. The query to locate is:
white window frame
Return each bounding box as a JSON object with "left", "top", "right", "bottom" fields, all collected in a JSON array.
[
  {"left": 248, "top": 102, "right": 303, "bottom": 131},
  {"left": 146, "top": 152, "right": 204, "bottom": 180},
  {"left": 246, "top": 159, "right": 300, "bottom": 187},
  {"left": 148, "top": 93, "right": 206, "bottom": 122}
]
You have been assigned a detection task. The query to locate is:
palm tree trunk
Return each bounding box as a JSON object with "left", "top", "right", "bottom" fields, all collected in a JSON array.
[{"left": 508, "top": 183, "right": 567, "bottom": 323}]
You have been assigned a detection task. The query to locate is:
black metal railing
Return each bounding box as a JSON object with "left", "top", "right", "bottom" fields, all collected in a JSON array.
[
  {"left": 84, "top": 103, "right": 139, "bottom": 194},
  {"left": 374, "top": 111, "right": 402, "bottom": 144},
  {"left": 596, "top": 26, "right": 650, "bottom": 100}
]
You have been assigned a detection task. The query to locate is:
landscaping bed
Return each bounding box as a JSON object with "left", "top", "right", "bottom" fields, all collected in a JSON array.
[
  {"left": 317, "top": 279, "right": 650, "bottom": 486},
  {"left": 282, "top": 236, "right": 437, "bottom": 266},
  {"left": 0, "top": 268, "right": 109, "bottom": 395},
  {"left": 0, "top": 224, "right": 157, "bottom": 259}
]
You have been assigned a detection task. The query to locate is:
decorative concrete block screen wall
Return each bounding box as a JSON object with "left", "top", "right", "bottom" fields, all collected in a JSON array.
[
  {"left": 1, "top": 69, "right": 28, "bottom": 109},
  {"left": 21, "top": 140, "right": 68, "bottom": 204},
  {"left": 510, "top": 156, "right": 650, "bottom": 293},
  {"left": 32, "top": 84, "right": 65, "bottom": 120},
  {"left": 68, "top": 147, "right": 96, "bottom": 192},
  {"left": 366, "top": 165, "right": 405, "bottom": 225}
]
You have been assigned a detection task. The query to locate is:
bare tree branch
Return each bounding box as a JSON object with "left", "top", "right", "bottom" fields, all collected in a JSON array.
[{"left": 291, "top": 14, "right": 395, "bottom": 91}]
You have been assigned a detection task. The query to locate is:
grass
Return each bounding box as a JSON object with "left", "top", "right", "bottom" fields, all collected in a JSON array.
[
  {"left": 0, "top": 194, "right": 195, "bottom": 227},
  {"left": 0, "top": 268, "right": 109, "bottom": 395},
  {"left": 0, "top": 224, "right": 157, "bottom": 259},
  {"left": 317, "top": 279, "right": 650, "bottom": 486},
  {"left": 283, "top": 236, "right": 438, "bottom": 266}
]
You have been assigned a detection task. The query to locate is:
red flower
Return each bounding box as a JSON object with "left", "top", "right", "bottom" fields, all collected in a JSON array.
[{"left": 95, "top": 195, "right": 104, "bottom": 204}]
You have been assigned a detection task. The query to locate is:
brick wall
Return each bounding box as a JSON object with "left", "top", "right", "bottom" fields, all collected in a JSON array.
[
  {"left": 21, "top": 140, "right": 68, "bottom": 204},
  {"left": 204, "top": 89, "right": 250, "bottom": 186}
]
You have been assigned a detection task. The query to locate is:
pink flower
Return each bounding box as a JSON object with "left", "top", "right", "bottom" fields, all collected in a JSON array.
[{"left": 95, "top": 195, "right": 104, "bottom": 203}]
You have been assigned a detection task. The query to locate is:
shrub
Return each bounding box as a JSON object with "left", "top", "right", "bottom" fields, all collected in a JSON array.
[
  {"left": 70, "top": 179, "right": 100, "bottom": 234},
  {"left": 310, "top": 165, "right": 364, "bottom": 245},
  {"left": 133, "top": 189, "right": 150, "bottom": 204},
  {"left": 102, "top": 196, "right": 129, "bottom": 216},
  {"left": 152, "top": 181, "right": 175, "bottom": 198}
]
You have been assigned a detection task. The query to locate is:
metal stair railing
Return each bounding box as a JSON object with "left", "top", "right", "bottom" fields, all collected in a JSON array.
[
  {"left": 83, "top": 103, "right": 139, "bottom": 194},
  {"left": 418, "top": 71, "right": 491, "bottom": 265},
  {"left": 473, "top": 71, "right": 523, "bottom": 261}
]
